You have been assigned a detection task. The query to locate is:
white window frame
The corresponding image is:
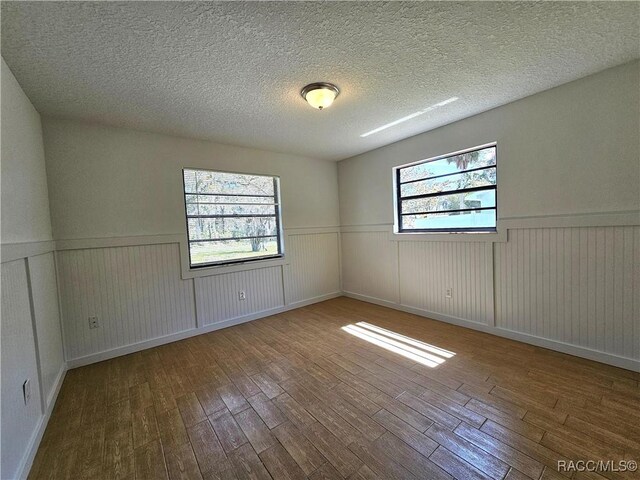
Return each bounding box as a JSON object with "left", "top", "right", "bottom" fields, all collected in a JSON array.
[
  {"left": 393, "top": 142, "right": 500, "bottom": 237},
  {"left": 180, "top": 168, "right": 285, "bottom": 278}
]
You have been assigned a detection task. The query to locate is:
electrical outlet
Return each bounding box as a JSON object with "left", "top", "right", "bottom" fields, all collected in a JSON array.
[
  {"left": 23, "top": 379, "right": 31, "bottom": 405},
  {"left": 238, "top": 291, "right": 246, "bottom": 301},
  {"left": 88, "top": 316, "right": 99, "bottom": 329},
  {"left": 445, "top": 288, "right": 453, "bottom": 298}
]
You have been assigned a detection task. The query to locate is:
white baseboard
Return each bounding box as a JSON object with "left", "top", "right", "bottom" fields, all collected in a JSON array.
[
  {"left": 66, "top": 328, "right": 199, "bottom": 368},
  {"left": 343, "top": 291, "right": 640, "bottom": 372},
  {"left": 17, "top": 363, "right": 67, "bottom": 480},
  {"left": 66, "top": 292, "right": 341, "bottom": 369},
  {"left": 45, "top": 363, "right": 67, "bottom": 411},
  {"left": 490, "top": 326, "right": 639, "bottom": 373},
  {"left": 284, "top": 292, "right": 343, "bottom": 310}
]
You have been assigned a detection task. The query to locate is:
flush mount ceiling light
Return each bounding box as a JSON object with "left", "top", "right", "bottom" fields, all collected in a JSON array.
[{"left": 301, "top": 82, "right": 340, "bottom": 110}]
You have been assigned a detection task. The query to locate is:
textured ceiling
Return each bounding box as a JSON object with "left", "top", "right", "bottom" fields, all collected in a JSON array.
[{"left": 2, "top": 2, "right": 639, "bottom": 161}]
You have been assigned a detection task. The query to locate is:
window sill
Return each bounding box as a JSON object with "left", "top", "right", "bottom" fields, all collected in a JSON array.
[
  {"left": 390, "top": 229, "right": 507, "bottom": 243},
  {"left": 180, "top": 254, "right": 288, "bottom": 279}
]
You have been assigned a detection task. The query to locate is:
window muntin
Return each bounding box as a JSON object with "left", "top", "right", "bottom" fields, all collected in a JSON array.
[
  {"left": 395, "top": 145, "right": 497, "bottom": 233},
  {"left": 183, "top": 169, "right": 283, "bottom": 267}
]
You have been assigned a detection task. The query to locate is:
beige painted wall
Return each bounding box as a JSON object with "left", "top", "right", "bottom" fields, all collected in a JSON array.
[
  {"left": 40, "top": 116, "right": 343, "bottom": 375},
  {"left": 337, "top": 60, "right": 640, "bottom": 371},
  {"left": 1, "top": 58, "right": 52, "bottom": 244},
  {"left": 42, "top": 119, "right": 340, "bottom": 240},
  {"left": 1, "top": 58, "right": 64, "bottom": 480},
  {"left": 338, "top": 60, "right": 640, "bottom": 226}
]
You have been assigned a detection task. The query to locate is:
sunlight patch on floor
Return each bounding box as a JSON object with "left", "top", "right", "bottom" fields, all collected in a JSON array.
[
  {"left": 341, "top": 322, "right": 455, "bottom": 368},
  {"left": 356, "top": 322, "right": 456, "bottom": 358}
]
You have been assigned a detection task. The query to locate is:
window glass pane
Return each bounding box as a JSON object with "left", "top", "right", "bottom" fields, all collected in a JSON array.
[
  {"left": 399, "top": 146, "right": 496, "bottom": 183},
  {"left": 401, "top": 167, "right": 495, "bottom": 197},
  {"left": 185, "top": 194, "right": 275, "bottom": 205},
  {"left": 187, "top": 216, "right": 278, "bottom": 241},
  {"left": 190, "top": 237, "right": 279, "bottom": 265},
  {"left": 184, "top": 169, "right": 274, "bottom": 196},
  {"left": 186, "top": 203, "right": 276, "bottom": 217},
  {"left": 402, "top": 209, "right": 496, "bottom": 230},
  {"left": 402, "top": 189, "right": 495, "bottom": 214},
  {"left": 183, "top": 169, "right": 283, "bottom": 267}
]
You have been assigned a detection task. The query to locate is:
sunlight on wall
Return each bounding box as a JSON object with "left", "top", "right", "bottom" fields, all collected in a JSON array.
[{"left": 341, "top": 321, "right": 455, "bottom": 368}]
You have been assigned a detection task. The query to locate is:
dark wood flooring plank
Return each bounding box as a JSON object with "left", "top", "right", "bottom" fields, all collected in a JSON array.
[
  {"left": 333, "top": 382, "right": 382, "bottom": 416},
  {"left": 247, "top": 392, "right": 287, "bottom": 429},
  {"left": 479, "top": 420, "right": 572, "bottom": 478},
  {"left": 259, "top": 443, "right": 306, "bottom": 480},
  {"left": 251, "top": 372, "right": 284, "bottom": 399},
  {"left": 165, "top": 442, "right": 204, "bottom": 480},
  {"left": 374, "top": 431, "right": 453, "bottom": 480},
  {"left": 372, "top": 409, "right": 439, "bottom": 458},
  {"left": 309, "top": 462, "right": 343, "bottom": 480},
  {"left": 132, "top": 406, "right": 160, "bottom": 448},
  {"left": 374, "top": 392, "right": 434, "bottom": 432},
  {"left": 210, "top": 409, "right": 249, "bottom": 453},
  {"left": 196, "top": 383, "right": 227, "bottom": 417},
  {"left": 130, "top": 382, "right": 154, "bottom": 412},
  {"left": 429, "top": 446, "right": 491, "bottom": 480},
  {"left": 176, "top": 391, "right": 207, "bottom": 428},
  {"left": 453, "top": 422, "right": 544, "bottom": 479},
  {"left": 234, "top": 407, "right": 277, "bottom": 454},
  {"left": 347, "top": 437, "right": 417, "bottom": 480},
  {"left": 425, "top": 423, "right": 510, "bottom": 480},
  {"left": 302, "top": 422, "right": 363, "bottom": 478},
  {"left": 348, "top": 465, "right": 383, "bottom": 480},
  {"left": 273, "top": 393, "right": 317, "bottom": 428},
  {"left": 134, "top": 440, "right": 169, "bottom": 480},
  {"left": 228, "top": 443, "right": 272, "bottom": 480},
  {"left": 186, "top": 419, "right": 227, "bottom": 475},
  {"left": 217, "top": 384, "right": 251, "bottom": 415},
  {"left": 102, "top": 430, "right": 134, "bottom": 480},
  {"left": 272, "top": 421, "right": 327, "bottom": 475},
  {"left": 229, "top": 371, "right": 262, "bottom": 398},
  {"left": 157, "top": 408, "right": 190, "bottom": 452},
  {"left": 397, "top": 392, "right": 461, "bottom": 430},
  {"left": 153, "top": 386, "right": 178, "bottom": 415}
]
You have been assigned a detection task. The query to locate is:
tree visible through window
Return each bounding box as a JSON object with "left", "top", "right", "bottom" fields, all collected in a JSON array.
[
  {"left": 395, "top": 145, "right": 497, "bottom": 233},
  {"left": 183, "top": 169, "right": 283, "bottom": 267}
]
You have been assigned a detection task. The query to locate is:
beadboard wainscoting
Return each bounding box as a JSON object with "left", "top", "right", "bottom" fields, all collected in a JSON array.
[
  {"left": 284, "top": 232, "right": 341, "bottom": 305},
  {"left": 341, "top": 225, "right": 640, "bottom": 371},
  {"left": 56, "top": 230, "right": 341, "bottom": 367},
  {"left": 495, "top": 226, "right": 640, "bottom": 363},
  {"left": 1, "top": 259, "right": 44, "bottom": 479},
  {"left": 27, "top": 252, "right": 65, "bottom": 408},
  {"left": 400, "top": 241, "right": 494, "bottom": 326},
  {"left": 195, "top": 266, "right": 284, "bottom": 326},
  {"left": 1, "top": 251, "right": 66, "bottom": 480},
  {"left": 56, "top": 243, "right": 197, "bottom": 361}
]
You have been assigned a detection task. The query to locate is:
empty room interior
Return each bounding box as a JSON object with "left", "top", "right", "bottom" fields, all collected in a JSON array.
[{"left": 1, "top": 2, "right": 639, "bottom": 480}]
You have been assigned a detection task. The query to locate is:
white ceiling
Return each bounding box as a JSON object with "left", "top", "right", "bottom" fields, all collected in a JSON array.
[{"left": 2, "top": 2, "right": 638, "bottom": 161}]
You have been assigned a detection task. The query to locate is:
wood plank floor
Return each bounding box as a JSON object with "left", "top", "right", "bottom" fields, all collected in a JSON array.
[{"left": 29, "top": 297, "right": 640, "bottom": 480}]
